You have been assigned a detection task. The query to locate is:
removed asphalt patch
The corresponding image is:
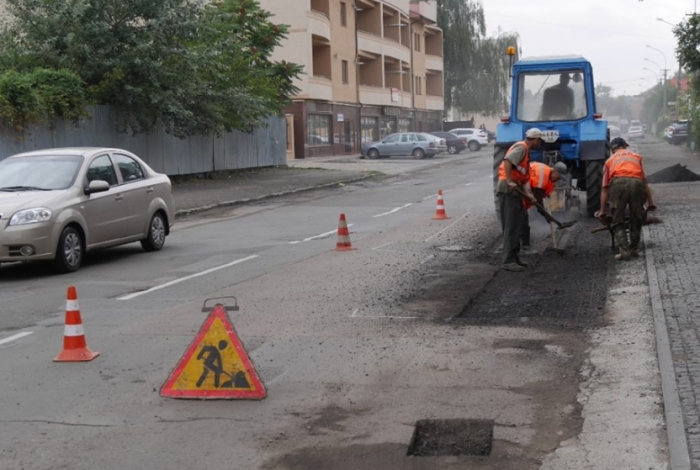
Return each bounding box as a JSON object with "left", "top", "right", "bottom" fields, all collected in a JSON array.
[{"left": 647, "top": 164, "right": 700, "bottom": 184}]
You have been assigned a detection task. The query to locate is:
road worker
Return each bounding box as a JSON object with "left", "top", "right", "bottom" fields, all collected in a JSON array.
[
  {"left": 520, "top": 161, "right": 568, "bottom": 254},
  {"left": 496, "top": 128, "right": 542, "bottom": 272},
  {"left": 597, "top": 137, "right": 657, "bottom": 260}
]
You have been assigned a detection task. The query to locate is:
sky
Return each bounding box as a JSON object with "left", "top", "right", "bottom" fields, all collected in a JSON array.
[{"left": 480, "top": 0, "right": 694, "bottom": 96}]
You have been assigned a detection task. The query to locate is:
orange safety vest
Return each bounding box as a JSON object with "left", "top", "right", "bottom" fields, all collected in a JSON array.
[
  {"left": 603, "top": 149, "right": 645, "bottom": 183},
  {"left": 523, "top": 162, "right": 554, "bottom": 209},
  {"left": 497, "top": 141, "right": 530, "bottom": 184}
]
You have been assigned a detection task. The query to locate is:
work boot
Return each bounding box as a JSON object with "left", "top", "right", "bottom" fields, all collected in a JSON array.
[
  {"left": 502, "top": 262, "right": 525, "bottom": 272},
  {"left": 515, "top": 257, "right": 529, "bottom": 267},
  {"left": 615, "top": 250, "right": 631, "bottom": 261},
  {"left": 629, "top": 245, "right": 640, "bottom": 258},
  {"left": 520, "top": 244, "right": 535, "bottom": 255}
]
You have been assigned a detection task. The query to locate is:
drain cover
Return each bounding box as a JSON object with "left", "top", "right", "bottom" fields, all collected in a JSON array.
[{"left": 407, "top": 418, "right": 494, "bottom": 457}]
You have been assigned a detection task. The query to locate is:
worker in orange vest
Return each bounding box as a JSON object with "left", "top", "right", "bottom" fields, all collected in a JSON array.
[
  {"left": 496, "top": 128, "right": 541, "bottom": 272},
  {"left": 597, "top": 137, "right": 657, "bottom": 260},
  {"left": 520, "top": 161, "right": 568, "bottom": 254}
]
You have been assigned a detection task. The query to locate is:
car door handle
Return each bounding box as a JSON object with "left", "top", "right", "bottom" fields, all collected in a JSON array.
[
  {"left": 146, "top": 187, "right": 154, "bottom": 193},
  {"left": 115, "top": 194, "right": 124, "bottom": 201}
]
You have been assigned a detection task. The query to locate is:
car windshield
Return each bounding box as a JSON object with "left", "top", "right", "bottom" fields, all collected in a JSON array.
[
  {"left": 516, "top": 69, "right": 588, "bottom": 122},
  {"left": 0, "top": 155, "right": 84, "bottom": 191}
]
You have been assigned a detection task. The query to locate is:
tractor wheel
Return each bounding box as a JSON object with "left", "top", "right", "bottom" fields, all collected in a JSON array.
[
  {"left": 493, "top": 146, "right": 506, "bottom": 221},
  {"left": 585, "top": 160, "right": 603, "bottom": 217}
]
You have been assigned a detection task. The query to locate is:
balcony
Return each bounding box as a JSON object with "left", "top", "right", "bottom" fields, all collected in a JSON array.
[
  {"left": 310, "top": 0, "right": 329, "bottom": 17},
  {"left": 425, "top": 94, "right": 444, "bottom": 111},
  {"left": 409, "top": 0, "right": 437, "bottom": 23},
  {"left": 425, "top": 55, "right": 443, "bottom": 72},
  {"left": 358, "top": 31, "right": 410, "bottom": 64},
  {"left": 360, "top": 85, "right": 394, "bottom": 107},
  {"left": 308, "top": 10, "right": 331, "bottom": 41},
  {"left": 309, "top": 76, "right": 333, "bottom": 102}
]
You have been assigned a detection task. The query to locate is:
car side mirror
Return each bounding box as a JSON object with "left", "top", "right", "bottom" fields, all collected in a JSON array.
[{"left": 85, "top": 180, "right": 110, "bottom": 195}]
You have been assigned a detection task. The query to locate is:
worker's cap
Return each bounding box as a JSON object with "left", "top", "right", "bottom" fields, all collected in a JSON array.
[
  {"left": 610, "top": 137, "right": 628, "bottom": 151},
  {"left": 525, "top": 128, "right": 543, "bottom": 139},
  {"left": 553, "top": 162, "right": 568, "bottom": 175}
]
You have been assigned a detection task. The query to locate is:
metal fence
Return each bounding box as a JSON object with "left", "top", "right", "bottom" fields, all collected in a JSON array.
[{"left": 0, "top": 106, "right": 286, "bottom": 175}]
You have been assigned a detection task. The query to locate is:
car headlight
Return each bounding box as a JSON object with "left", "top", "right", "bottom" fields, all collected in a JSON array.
[{"left": 9, "top": 207, "right": 53, "bottom": 226}]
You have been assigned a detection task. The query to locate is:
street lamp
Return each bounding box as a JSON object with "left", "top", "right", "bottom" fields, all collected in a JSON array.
[
  {"left": 643, "top": 67, "right": 661, "bottom": 83},
  {"left": 657, "top": 17, "right": 683, "bottom": 120},
  {"left": 646, "top": 44, "right": 669, "bottom": 117},
  {"left": 644, "top": 58, "right": 663, "bottom": 75}
]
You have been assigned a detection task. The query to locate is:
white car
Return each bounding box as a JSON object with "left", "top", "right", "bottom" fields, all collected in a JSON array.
[
  {"left": 420, "top": 133, "right": 447, "bottom": 154},
  {"left": 627, "top": 126, "right": 645, "bottom": 140},
  {"left": 448, "top": 128, "right": 489, "bottom": 151}
]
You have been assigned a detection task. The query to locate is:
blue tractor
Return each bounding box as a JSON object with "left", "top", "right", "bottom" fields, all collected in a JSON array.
[{"left": 493, "top": 55, "right": 609, "bottom": 217}]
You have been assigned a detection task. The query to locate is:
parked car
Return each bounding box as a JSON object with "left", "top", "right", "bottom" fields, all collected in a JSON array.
[
  {"left": 421, "top": 133, "right": 447, "bottom": 154},
  {"left": 0, "top": 147, "right": 174, "bottom": 273},
  {"left": 431, "top": 131, "right": 467, "bottom": 154},
  {"left": 360, "top": 132, "right": 439, "bottom": 159},
  {"left": 627, "top": 125, "right": 645, "bottom": 140},
  {"left": 447, "top": 128, "right": 489, "bottom": 151},
  {"left": 666, "top": 120, "right": 689, "bottom": 145},
  {"left": 479, "top": 127, "right": 496, "bottom": 143}
]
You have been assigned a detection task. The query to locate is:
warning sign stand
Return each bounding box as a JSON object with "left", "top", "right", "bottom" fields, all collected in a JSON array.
[{"left": 160, "top": 298, "right": 267, "bottom": 400}]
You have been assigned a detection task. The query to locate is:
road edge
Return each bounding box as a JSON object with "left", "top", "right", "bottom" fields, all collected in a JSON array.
[{"left": 644, "top": 225, "right": 692, "bottom": 470}]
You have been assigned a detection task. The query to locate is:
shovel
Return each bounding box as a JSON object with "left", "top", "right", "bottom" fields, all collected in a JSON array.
[{"left": 514, "top": 186, "right": 578, "bottom": 230}]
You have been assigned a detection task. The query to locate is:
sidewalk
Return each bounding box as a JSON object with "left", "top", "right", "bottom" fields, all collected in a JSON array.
[{"left": 171, "top": 161, "right": 374, "bottom": 218}]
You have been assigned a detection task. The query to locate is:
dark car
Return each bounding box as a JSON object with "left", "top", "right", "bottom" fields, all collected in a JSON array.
[
  {"left": 666, "top": 120, "right": 689, "bottom": 145},
  {"left": 431, "top": 131, "right": 466, "bottom": 154}
]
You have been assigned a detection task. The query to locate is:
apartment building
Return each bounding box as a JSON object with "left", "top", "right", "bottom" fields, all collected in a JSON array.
[{"left": 258, "top": 0, "right": 444, "bottom": 158}]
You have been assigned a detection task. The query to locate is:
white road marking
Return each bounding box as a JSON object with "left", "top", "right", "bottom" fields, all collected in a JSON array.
[
  {"left": 425, "top": 213, "right": 469, "bottom": 242},
  {"left": 117, "top": 255, "right": 259, "bottom": 300},
  {"left": 485, "top": 173, "right": 493, "bottom": 178},
  {"left": 372, "top": 242, "right": 394, "bottom": 251},
  {"left": 373, "top": 203, "right": 412, "bottom": 218},
  {"left": 289, "top": 225, "right": 353, "bottom": 244},
  {"left": 0, "top": 332, "right": 33, "bottom": 346}
]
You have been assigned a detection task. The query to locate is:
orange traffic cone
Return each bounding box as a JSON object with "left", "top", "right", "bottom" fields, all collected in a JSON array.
[
  {"left": 54, "top": 286, "right": 100, "bottom": 362},
  {"left": 432, "top": 190, "right": 451, "bottom": 220},
  {"left": 335, "top": 213, "right": 356, "bottom": 251}
]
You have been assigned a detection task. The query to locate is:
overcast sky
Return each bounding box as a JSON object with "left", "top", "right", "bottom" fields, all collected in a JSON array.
[{"left": 480, "top": 0, "right": 693, "bottom": 96}]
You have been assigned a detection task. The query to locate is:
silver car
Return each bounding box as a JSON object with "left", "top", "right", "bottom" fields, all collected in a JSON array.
[
  {"left": 0, "top": 147, "right": 174, "bottom": 273},
  {"left": 361, "top": 132, "right": 439, "bottom": 159}
]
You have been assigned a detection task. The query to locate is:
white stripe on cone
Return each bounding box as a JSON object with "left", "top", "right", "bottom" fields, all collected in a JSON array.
[
  {"left": 64, "top": 324, "right": 85, "bottom": 337},
  {"left": 66, "top": 300, "right": 80, "bottom": 311}
]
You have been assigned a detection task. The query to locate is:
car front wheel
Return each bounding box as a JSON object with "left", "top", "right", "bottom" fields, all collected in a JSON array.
[
  {"left": 54, "top": 226, "right": 83, "bottom": 273},
  {"left": 141, "top": 212, "right": 167, "bottom": 252},
  {"left": 468, "top": 141, "right": 481, "bottom": 151},
  {"left": 412, "top": 148, "right": 426, "bottom": 159},
  {"left": 367, "top": 148, "right": 380, "bottom": 159}
]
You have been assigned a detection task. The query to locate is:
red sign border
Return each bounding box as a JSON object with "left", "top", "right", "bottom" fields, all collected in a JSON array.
[{"left": 160, "top": 305, "right": 267, "bottom": 400}]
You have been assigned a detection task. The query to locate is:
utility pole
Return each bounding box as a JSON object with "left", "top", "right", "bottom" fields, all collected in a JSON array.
[{"left": 646, "top": 45, "right": 669, "bottom": 119}]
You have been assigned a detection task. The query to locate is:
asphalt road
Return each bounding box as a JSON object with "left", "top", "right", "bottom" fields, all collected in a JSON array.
[{"left": 0, "top": 144, "right": 669, "bottom": 470}]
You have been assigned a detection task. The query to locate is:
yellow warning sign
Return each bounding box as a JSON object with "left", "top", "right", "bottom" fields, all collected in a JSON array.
[{"left": 160, "top": 305, "right": 266, "bottom": 399}]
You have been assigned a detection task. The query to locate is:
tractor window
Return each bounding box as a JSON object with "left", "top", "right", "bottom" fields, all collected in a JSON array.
[{"left": 516, "top": 70, "right": 588, "bottom": 122}]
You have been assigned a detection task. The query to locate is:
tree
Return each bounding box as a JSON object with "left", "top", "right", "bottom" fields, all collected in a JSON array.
[
  {"left": 436, "top": 0, "right": 518, "bottom": 117},
  {"left": 0, "top": 0, "right": 302, "bottom": 137}
]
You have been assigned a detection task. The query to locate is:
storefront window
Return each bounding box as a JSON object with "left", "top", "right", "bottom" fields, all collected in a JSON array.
[
  {"left": 361, "top": 116, "right": 378, "bottom": 144},
  {"left": 398, "top": 118, "right": 412, "bottom": 133},
  {"left": 307, "top": 114, "right": 331, "bottom": 145},
  {"left": 380, "top": 117, "right": 396, "bottom": 139}
]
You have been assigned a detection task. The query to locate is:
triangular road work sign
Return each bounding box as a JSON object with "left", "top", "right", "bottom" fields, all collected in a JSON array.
[{"left": 160, "top": 304, "right": 266, "bottom": 399}]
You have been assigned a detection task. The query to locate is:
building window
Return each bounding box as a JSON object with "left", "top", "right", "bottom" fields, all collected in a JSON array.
[
  {"left": 415, "top": 76, "right": 422, "bottom": 95},
  {"left": 307, "top": 114, "right": 331, "bottom": 145},
  {"left": 398, "top": 118, "right": 411, "bottom": 133},
  {"left": 361, "top": 116, "right": 378, "bottom": 144},
  {"left": 340, "top": 2, "right": 347, "bottom": 26},
  {"left": 414, "top": 33, "right": 421, "bottom": 52},
  {"left": 342, "top": 60, "right": 349, "bottom": 84}
]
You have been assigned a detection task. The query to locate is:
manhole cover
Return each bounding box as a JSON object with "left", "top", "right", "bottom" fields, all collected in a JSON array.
[{"left": 407, "top": 418, "right": 494, "bottom": 457}]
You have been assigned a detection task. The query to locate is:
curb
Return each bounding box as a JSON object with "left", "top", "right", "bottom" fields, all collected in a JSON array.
[
  {"left": 174, "top": 174, "right": 377, "bottom": 219},
  {"left": 643, "top": 225, "right": 691, "bottom": 470}
]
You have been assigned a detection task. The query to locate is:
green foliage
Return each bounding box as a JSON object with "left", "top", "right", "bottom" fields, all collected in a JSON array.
[
  {"left": 0, "top": 68, "right": 88, "bottom": 133},
  {"left": 675, "top": 16, "right": 700, "bottom": 73},
  {"left": 0, "top": 0, "right": 302, "bottom": 137},
  {"left": 436, "top": 0, "right": 518, "bottom": 116},
  {"left": 595, "top": 83, "right": 632, "bottom": 118}
]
